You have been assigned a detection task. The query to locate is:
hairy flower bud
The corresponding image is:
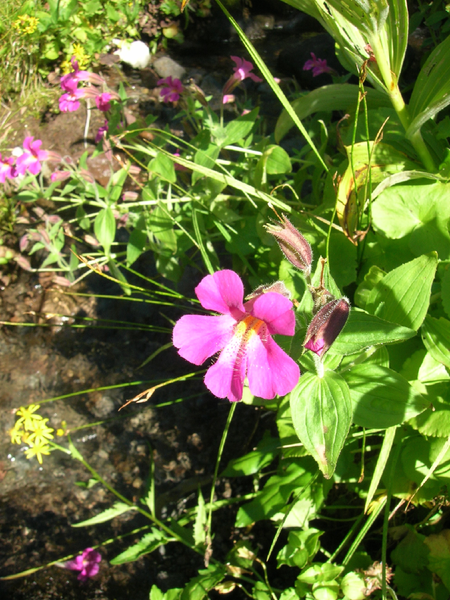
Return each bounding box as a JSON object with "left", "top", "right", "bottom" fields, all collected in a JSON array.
[
  {"left": 265, "top": 215, "right": 312, "bottom": 276},
  {"left": 304, "top": 297, "right": 350, "bottom": 357}
]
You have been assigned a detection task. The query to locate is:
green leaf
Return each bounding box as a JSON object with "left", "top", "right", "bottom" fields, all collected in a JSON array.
[
  {"left": 344, "top": 364, "right": 428, "bottom": 428},
  {"left": 275, "top": 84, "right": 390, "bottom": 141},
  {"left": 290, "top": 371, "right": 352, "bottom": 478},
  {"left": 180, "top": 565, "right": 226, "bottom": 600},
  {"left": 193, "top": 488, "right": 207, "bottom": 547},
  {"left": 422, "top": 316, "right": 450, "bottom": 370},
  {"left": 372, "top": 182, "right": 450, "bottom": 260},
  {"left": 366, "top": 253, "right": 438, "bottom": 330},
  {"left": 331, "top": 308, "right": 416, "bottom": 355},
  {"left": 365, "top": 426, "right": 397, "bottom": 512},
  {"left": 391, "top": 526, "right": 429, "bottom": 575},
  {"left": 110, "top": 529, "right": 168, "bottom": 564},
  {"left": 222, "top": 107, "right": 258, "bottom": 146},
  {"left": 149, "top": 153, "right": 176, "bottom": 184},
  {"left": 235, "top": 459, "right": 315, "bottom": 526},
  {"left": 409, "top": 382, "right": 450, "bottom": 438},
  {"left": 340, "top": 572, "right": 366, "bottom": 600},
  {"left": 277, "top": 529, "right": 322, "bottom": 569},
  {"left": 94, "top": 208, "right": 116, "bottom": 255},
  {"left": 424, "top": 530, "right": 450, "bottom": 591},
  {"left": 221, "top": 434, "right": 280, "bottom": 477},
  {"left": 127, "top": 217, "right": 148, "bottom": 267},
  {"left": 408, "top": 34, "right": 450, "bottom": 139},
  {"left": 72, "top": 502, "right": 135, "bottom": 527}
]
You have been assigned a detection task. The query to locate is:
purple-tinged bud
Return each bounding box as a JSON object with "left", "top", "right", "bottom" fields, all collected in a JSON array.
[
  {"left": 265, "top": 215, "right": 312, "bottom": 276},
  {"left": 51, "top": 170, "right": 71, "bottom": 182},
  {"left": 244, "top": 280, "right": 292, "bottom": 312},
  {"left": 304, "top": 297, "right": 350, "bottom": 357}
]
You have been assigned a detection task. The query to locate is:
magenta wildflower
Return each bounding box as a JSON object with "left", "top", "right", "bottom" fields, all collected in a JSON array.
[
  {"left": 60, "top": 57, "right": 105, "bottom": 91},
  {"left": 64, "top": 547, "right": 101, "bottom": 581},
  {"left": 15, "top": 137, "right": 49, "bottom": 176},
  {"left": 0, "top": 154, "right": 17, "bottom": 183},
  {"left": 158, "top": 76, "right": 184, "bottom": 103},
  {"left": 95, "top": 93, "right": 112, "bottom": 112},
  {"left": 59, "top": 80, "right": 86, "bottom": 112},
  {"left": 173, "top": 270, "right": 300, "bottom": 402},
  {"left": 303, "top": 53, "right": 335, "bottom": 77},
  {"left": 95, "top": 120, "right": 109, "bottom": 143},
  {"left": 222, "top": 56, "right": 263, "bottom": 96}
]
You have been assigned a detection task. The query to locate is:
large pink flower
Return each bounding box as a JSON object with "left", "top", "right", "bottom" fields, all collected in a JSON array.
[
  {"left": 222, "top": 56, "right": 263, "bottom": 97},
  {"left": 15, "top": 137, "right": 49, "bottom": 176},
  {"left": 59, "top": 79, "right": 86, "bottom": 112},
  {"left": 173, "top": 270, "right": 300, "bottom": 402},
  {"left": 0, "top": 153, "right": 17, "bottom": 183},
  {"left": 64, "top": 547, "right": 101, "bottom": 581}
]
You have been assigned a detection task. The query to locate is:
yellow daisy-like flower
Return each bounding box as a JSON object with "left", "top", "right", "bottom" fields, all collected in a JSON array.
[
  {"left": 9, "top": 423, "right": 25, "bottom": 445},
  {"left": 27, "top": 418, "right": 54, "bottom": 445},
  {"left": 25, "top": 441, "right": 51, "bottom": 465},
  {"left": 15, "top": 404, "right": 43, "bottom": 431}
]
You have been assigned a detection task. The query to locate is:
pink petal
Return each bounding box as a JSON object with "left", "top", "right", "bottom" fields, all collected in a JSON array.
[
  {"left": 204, "top": 335, "right": 247, "bottom": 402},
  {"left": 195, "top": 270, "right": 245, "bottom": 315},
  {"left": 246, "top": 334, "right": 300, "bottom": 399},
  {"left": 173, "top": 314, "right": 235, "bottom": 365},
  {"left": 247, "top": 292, "right": 295, "bottom": 336}
]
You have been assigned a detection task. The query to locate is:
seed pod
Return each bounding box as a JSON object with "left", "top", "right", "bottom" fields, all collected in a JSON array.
[
  {"left": 304, "top": 297, "right": 350, "bottom": 357},
  {"left": 265, "top": 215, "right": 312, "bottom": 275}
]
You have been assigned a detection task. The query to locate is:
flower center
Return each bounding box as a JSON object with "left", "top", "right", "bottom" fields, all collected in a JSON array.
[{"left": 235, "top": 315, "right": 265, "bottom": 343}]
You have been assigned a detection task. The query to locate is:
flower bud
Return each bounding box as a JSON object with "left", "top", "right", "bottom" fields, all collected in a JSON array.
[
  {"left": 304, "top": 297, "right": 350, "bottom": 357},
  {"left": 244, "top": 280, "right": 291, "bottom": 312},
  {"left": 265, "top": 215, "right": 312, "bottom": 276}
]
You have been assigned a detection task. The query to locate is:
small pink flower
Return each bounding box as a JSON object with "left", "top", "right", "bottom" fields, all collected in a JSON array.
[
  {"left": 15, "top": 137, "right": 49, "bottom": 176},
  {"left": 64, "top": 548, "right": 101, "bottom": 581},
  {"left": 303, "top": 53, "right": 335, "bottom": 77},
  {"left": 173, "top": 270, "right": 300, "bottom": 402},
  {"left": 59, "top": 80, "right": 86, "bottom": 112},
  {"left": 158, "top": 76, "right": 184, "bottom": 103},
  {"left": 222, "top": 94, "right": 236, "bottom": 104},
  {"left": 223, "top": 56, "right": 263, "bottom": 96},
  {"left": 95, "top": 93, "right": 111, "bottom": 112},
  {"left": 95, "top": 120, "right": 109, "bottom": 143},
  {"left": 60, "top": 57, "right": 105, "bottom": 91},
  {"left": 0, "top": 154, "right": 17, "bottom": 183}
]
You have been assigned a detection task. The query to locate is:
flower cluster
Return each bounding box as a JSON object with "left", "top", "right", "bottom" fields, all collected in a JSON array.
[
  {"left": 13, "top": 15, "right": 39, "bottom": 35},
  {"left": 9, "top": 404, "right": 55, "bottom": 464},
  {"left": 0, "top": 136, "right": 60, "bottom": 184}
]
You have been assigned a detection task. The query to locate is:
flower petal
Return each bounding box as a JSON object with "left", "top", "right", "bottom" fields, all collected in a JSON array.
[
  {"left": 247, "top": 292, "right": 295, "bottom": 336},
  {"left": 173, "top": 314, "right": 235, "bottom": 365},
  {"left": 246, "top": 334, "right": 300, "bottom": 399},
  {"left": 195, "top": 270, "right": 245, "bottom": 316},
  {"left": 204, "top": 335, "right": 247, "bottom": 402}
]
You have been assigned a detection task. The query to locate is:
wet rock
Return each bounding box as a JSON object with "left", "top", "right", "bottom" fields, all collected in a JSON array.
[{"left": 152, "top": 56, "right": 186, "bottom": 81}]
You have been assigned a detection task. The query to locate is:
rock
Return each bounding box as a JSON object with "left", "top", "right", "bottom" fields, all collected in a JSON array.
[{"left": 152, "top": 56, "right": 186, "bottom": 81}]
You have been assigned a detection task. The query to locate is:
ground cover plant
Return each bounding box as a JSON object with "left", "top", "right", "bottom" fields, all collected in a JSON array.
[{"left": 2, "top": 0, "right": 450, "bottom": 598}]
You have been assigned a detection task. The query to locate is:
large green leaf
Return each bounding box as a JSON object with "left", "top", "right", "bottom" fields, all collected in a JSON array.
[
  {"left": 330, "top": 308, "right": 416, "bottom": 355},
  {"left": 422, "top": 316, "right": 450, "bottom": 370},
  {"left": 408, "top": 34, "right": 450, "bottom": 139},
  {"left": 366, "top": 253, "right": 438, "bottom": 330},
  {"left": 290, "top": 371, "right": 352, "bottom": 478},
  {"left": 94, "top": 207, "right": 116, "bottom": 255},
  {"left": 343, "top": 364, "right": 427, "bottom": 428},
  {"left": 372, "top": 181, "right": 450, "bottom": 260},
  {"left": 275, "top": 84, "right": 390, "bottom": 142}
]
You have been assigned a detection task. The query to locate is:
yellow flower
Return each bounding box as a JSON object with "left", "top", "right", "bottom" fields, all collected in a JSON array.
[
  {"left": 72, "top": 44, "right": 90, "bottom": 70},
  {"left": 25, "top": 441, "right": 51, "bottom": 465},
  {"left": 16, "top": 404, "right": 43, "bottom": 431},
  {"left": 13, "top": 15, "right": 39, "bottom": 35},
  {"left": 27, "top": 418, "right": 54, "bottom": 445},
  {"left": 9, "top": 423, "right": 25, "bottom": 445}
]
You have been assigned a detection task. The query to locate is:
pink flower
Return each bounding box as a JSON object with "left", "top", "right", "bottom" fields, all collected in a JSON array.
[
  {"left": 303, "top": 53, "right": 335, "bottom": 77},
  {"left": 173, "top": 270, "right": 300, "bottom": 402},
  {"left": 59, "top": 80, "right": 86, "bottom": 112},
  {"left": 64, "top": 548, "right": 101, "bottom": 581},
  {"left": 51, "top": 170, "right": 71, "bottom": 182},
  {"left": 158, "top": 77, "right": 184, "bottom": 103},
  {"left": 60, "top": 57, "right": 105, "bottom": 91},
  {"left": 223, "top": 56, "right": 263, "bottom": 96},
  {"left": 15, "top": 137, "right": 49, "bottom": 176},
  {"left": 95, "top": 120, "right": 109, "bottom": 143},
  {"left": 95, "top": 93, "right": 111, "bottom": 112},
  {"left": 0, "top": 154, "right": 17, "bottom": 183}
]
